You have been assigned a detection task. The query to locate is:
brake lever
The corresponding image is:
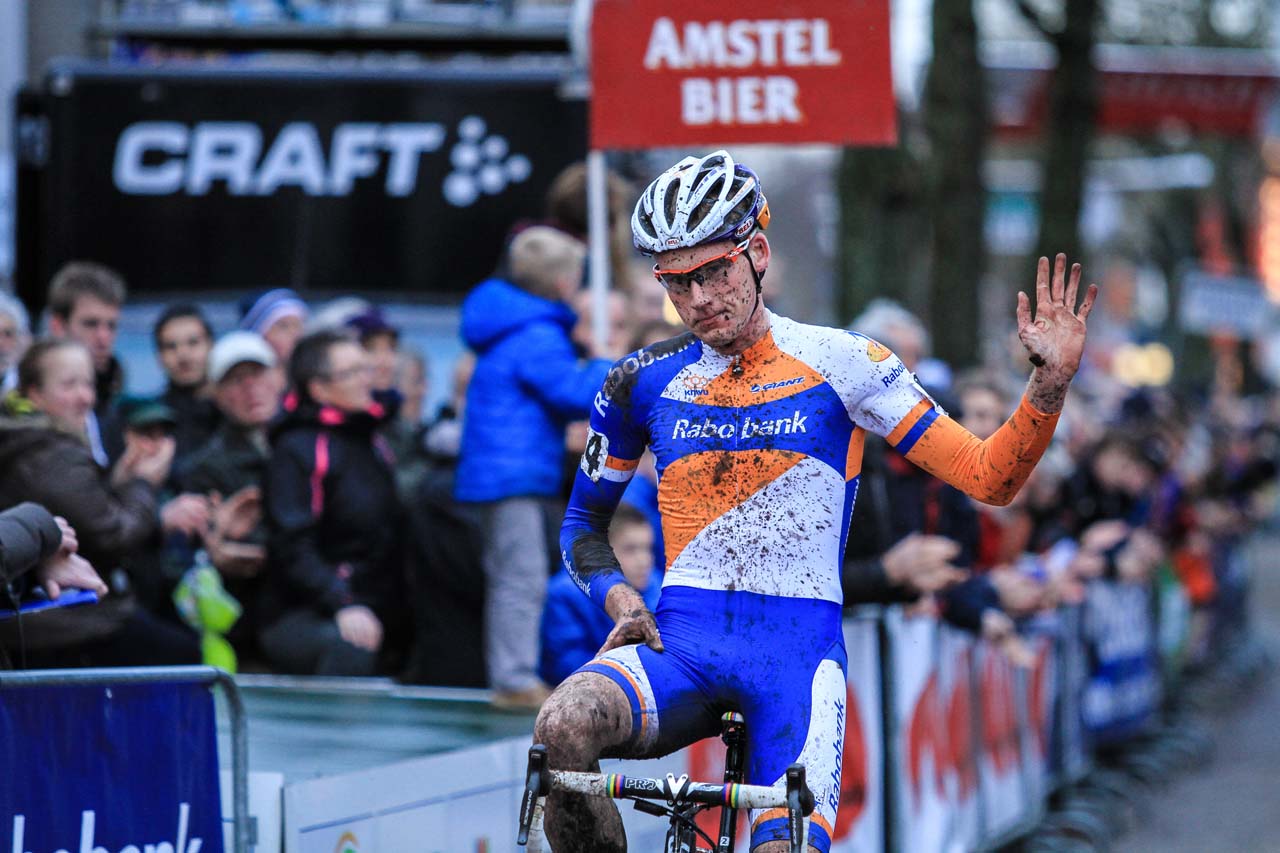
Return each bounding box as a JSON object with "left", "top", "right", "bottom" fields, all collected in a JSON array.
[
  {"left": 518, "top": 744, "right": 551, "bottom": 845},
  {"left": 785, "top": 763, "right": 815, "bottom": 853}
]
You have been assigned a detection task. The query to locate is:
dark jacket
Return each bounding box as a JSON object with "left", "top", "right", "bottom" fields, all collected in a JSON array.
[
  {"left": 263, "top": 393, "right": 405, "bottom": 624},
  {"left": 0, "top": 502, "right": 63, "bottom": 586},
  {"left": 0, "top": 409, "right": 157, "bottom": 572},
  {"left": 179, "top": 421, "right": 270, "bottom": 542},
  {"left": 455, "top": 278, "right": 611, "bottom": 503},
  {"left": 160, "top": 384, "right": 222, "bottom": 467}
]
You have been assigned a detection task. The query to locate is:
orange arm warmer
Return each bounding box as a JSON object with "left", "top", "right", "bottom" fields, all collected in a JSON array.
[{"left": 895, "top": 397, "right": 1061, "bottom": 506}]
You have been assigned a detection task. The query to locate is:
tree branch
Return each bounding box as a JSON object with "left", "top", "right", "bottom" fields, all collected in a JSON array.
[{"left": 1009, "top": 0, "right": 1059, "bottom": 42}]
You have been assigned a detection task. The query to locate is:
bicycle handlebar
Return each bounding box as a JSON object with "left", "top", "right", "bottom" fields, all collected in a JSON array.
[
  {"left": 548, "top": 768, "right": 792, "bottom": 810},
  {"left": 518, "top": 744, "right": 814, "bottom": 853}
]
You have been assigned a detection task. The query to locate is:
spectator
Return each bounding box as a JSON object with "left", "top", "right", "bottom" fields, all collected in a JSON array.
[
  {"left": 542, "top": 161, "right": 634, "bottom": 289},
  {"left": 401, "top": 350, "right": 485, "bottom": 687},
  {"left": 456, "top": 225, "right": 611, "bottom": 710},
  {"left": 0, "top": 291, "right": 31, "bottom": 395},
  {"left": 46, "top": 261, "right": 128, "bottom": 465},
  {"left": 178, "top": 331, "right": 284, "bottom": 659},
  {"left": 571, "top": 289, "right": 631, "bottom": 362},
  {"left": 539, "top": 504, "right": 661, "bottom": 686},
  {"left": 0, "top": 340, "right": 166, "bottom": 568},
  {"left": 153, "top": 304, "right": 220, "bottom": 464},
  {"left": 382, "top": 348, "right": 431, "bottom": 504},
  {"left": 955, "top": 371, "right": 1033, "bottom": 570},
  {"left": 309, "top": 296, "right": 372, "bottom": 334},
  {"left": 395, "top": 349, "right": 429, "bottom": 428},
  {"left": 423, "top": 352, "right": 473, "bottom": 462},
  {"left": 0, "top": 339, "right": 198, "bottom": 665},
  {"left": 624, "top": 262, "right": 673, "bottom": 329},
  {"left": 346, "top": 308, "right": 400, "bottom": 391},
  {"left": 261, "top": 330, "right": 407, "bottom": 676},
  {"left": 238, "top": 288, "right": 308, "bottom": 365}
]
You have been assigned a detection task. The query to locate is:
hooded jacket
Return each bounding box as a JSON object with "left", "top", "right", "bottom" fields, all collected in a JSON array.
[
  {"left": 262, "top": 392, "right": 404, "bottom": 623},
  {"left": 455, "top": 278, "right": 611, "bottom": 503},
  {"left": 0, "top": 406, "right": 157, "bottom": 572}
]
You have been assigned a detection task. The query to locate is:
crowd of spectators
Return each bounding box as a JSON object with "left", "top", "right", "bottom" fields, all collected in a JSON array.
[{"left": 0, "top": 162, "right": 1272, "bottom": 727}]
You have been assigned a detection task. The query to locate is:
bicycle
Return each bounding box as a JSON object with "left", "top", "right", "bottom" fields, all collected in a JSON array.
[{"left": 517, "top": 711, "right": 816, "bottom": 853}]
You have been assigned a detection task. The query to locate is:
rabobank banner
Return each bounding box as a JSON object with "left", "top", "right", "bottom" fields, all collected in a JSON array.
[
  {"left": 0, "top": 682, "right": 223, "bottom": 853},
  {"left": 16, "top": 61, "right": 586, "bottom": 310}
]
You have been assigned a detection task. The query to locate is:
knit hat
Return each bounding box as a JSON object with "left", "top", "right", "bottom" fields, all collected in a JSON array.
[
  {"left": 345, "top": 307, "right": 399, "bottom": 343},
  {"left": 238, "top": 288, "right": 308, "bottom": 336}
]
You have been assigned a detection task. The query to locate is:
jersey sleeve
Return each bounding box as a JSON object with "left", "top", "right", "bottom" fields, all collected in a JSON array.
[
  {"left": 842, "top": 332, "right": 943, "bottom": 444},
  {"left": 842, "top": 331, "right": 1060, "bottom": 506},
  {"left": 899, "top": 398, "right": 1060, "bottom": 506},
  {"left": 559, "top": 360, "right": 650, "bottom": 612}
]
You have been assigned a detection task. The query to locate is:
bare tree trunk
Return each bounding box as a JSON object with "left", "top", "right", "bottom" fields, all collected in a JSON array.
[
  {"left": 922, "top": 0, "right": 987, "bottom": 368},
  {"left": 1034, "top": 0, "right": 1101, "bottom": 264},
  {"left": 836, "top": 144, "right": 928, "bottom": 326}
]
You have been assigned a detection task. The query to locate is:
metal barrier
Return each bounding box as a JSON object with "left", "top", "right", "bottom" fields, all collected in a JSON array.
[
  {"left": 866, "top": 574, "right": 1171, "bottom": 853},
  {"left": 0, "top": 665, "right": 252, "bottom": 853}
]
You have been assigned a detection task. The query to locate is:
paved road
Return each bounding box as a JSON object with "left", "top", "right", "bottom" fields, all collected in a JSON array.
[{"left": 1117, "top": 536, "right": 1280, "bottom": 853}]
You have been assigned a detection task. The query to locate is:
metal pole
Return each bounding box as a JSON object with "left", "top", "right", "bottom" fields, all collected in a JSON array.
[
  {"left": 587, "top": 148, "right": 611, "bottom": 354},
  {"left": 212, "top": 669, "right": 253, "bottom": 853}
]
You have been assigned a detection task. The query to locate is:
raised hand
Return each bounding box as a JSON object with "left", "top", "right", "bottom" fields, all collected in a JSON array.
[{"left": 1017, "top": 254, "right": 1097, "bottom": 413}]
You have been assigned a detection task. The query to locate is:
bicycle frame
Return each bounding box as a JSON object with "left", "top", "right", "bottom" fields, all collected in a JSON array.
[{"left": 518, "top": 712, "right": 816, "bottom": 853}]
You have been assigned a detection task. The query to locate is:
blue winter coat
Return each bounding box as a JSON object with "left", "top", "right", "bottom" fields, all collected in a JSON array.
[
  {"left": 539, "top": 567, "right": 663, "bottom": 686},
  {"left": 455, "top": 278, "right": 611, "bottom": 502}
]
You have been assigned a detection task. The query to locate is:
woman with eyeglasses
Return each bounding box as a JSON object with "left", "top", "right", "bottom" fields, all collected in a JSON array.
[{"left": 260, "top": 330, "right": 408, "bottom": 676}]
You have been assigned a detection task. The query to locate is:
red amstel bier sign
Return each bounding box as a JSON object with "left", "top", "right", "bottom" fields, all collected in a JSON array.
[{"left": 590, "top": 0, "right": 896, "bottom": 149}]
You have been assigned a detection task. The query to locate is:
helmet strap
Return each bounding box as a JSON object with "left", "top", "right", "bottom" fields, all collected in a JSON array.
[{"left": 747, "top": 243, "right": 765, "bottom": 295}]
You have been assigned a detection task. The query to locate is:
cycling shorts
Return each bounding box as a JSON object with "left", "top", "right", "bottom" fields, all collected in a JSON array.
[{"left": 579, "top": 585, "right": 847, "bottom": 851}]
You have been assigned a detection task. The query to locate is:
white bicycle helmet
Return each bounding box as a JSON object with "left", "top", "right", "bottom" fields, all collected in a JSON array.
[{"left": 631, "top": 150, "right": 770, "bottom": 254}]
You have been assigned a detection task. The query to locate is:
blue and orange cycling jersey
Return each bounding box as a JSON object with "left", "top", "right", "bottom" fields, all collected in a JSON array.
[{"left": 563, "top": 311, "right": 954, "bottom": 607}]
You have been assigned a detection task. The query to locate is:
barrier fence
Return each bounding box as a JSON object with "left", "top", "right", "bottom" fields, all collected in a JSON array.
[{"left": 0, "top": 665, "right": 251, "bottom": 853}]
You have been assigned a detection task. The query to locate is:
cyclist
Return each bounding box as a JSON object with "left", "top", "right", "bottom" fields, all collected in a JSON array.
[{"left": 535, "top": 150, "right": 1096, "bottom": 852}]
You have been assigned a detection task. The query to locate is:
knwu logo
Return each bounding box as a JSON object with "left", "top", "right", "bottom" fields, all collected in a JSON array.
[
  {"left": 442, "top": 116, "right": 532, "bottom": 207},
  {"left": 11, "top": 803, "right": 203, "bottom": 853}
]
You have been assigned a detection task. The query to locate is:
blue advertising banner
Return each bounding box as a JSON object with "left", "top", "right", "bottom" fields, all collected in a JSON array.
[
  {"left": 1081, "top": 581, "right": 1160, "bottom": 744},
  {"left": 0, "top": 681, "right": 223, "bottom": 853}
]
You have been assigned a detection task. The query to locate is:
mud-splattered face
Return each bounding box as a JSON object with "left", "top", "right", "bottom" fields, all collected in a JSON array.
[{"left": 654, "top": 234, "right": 770, "bottom": 352}]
